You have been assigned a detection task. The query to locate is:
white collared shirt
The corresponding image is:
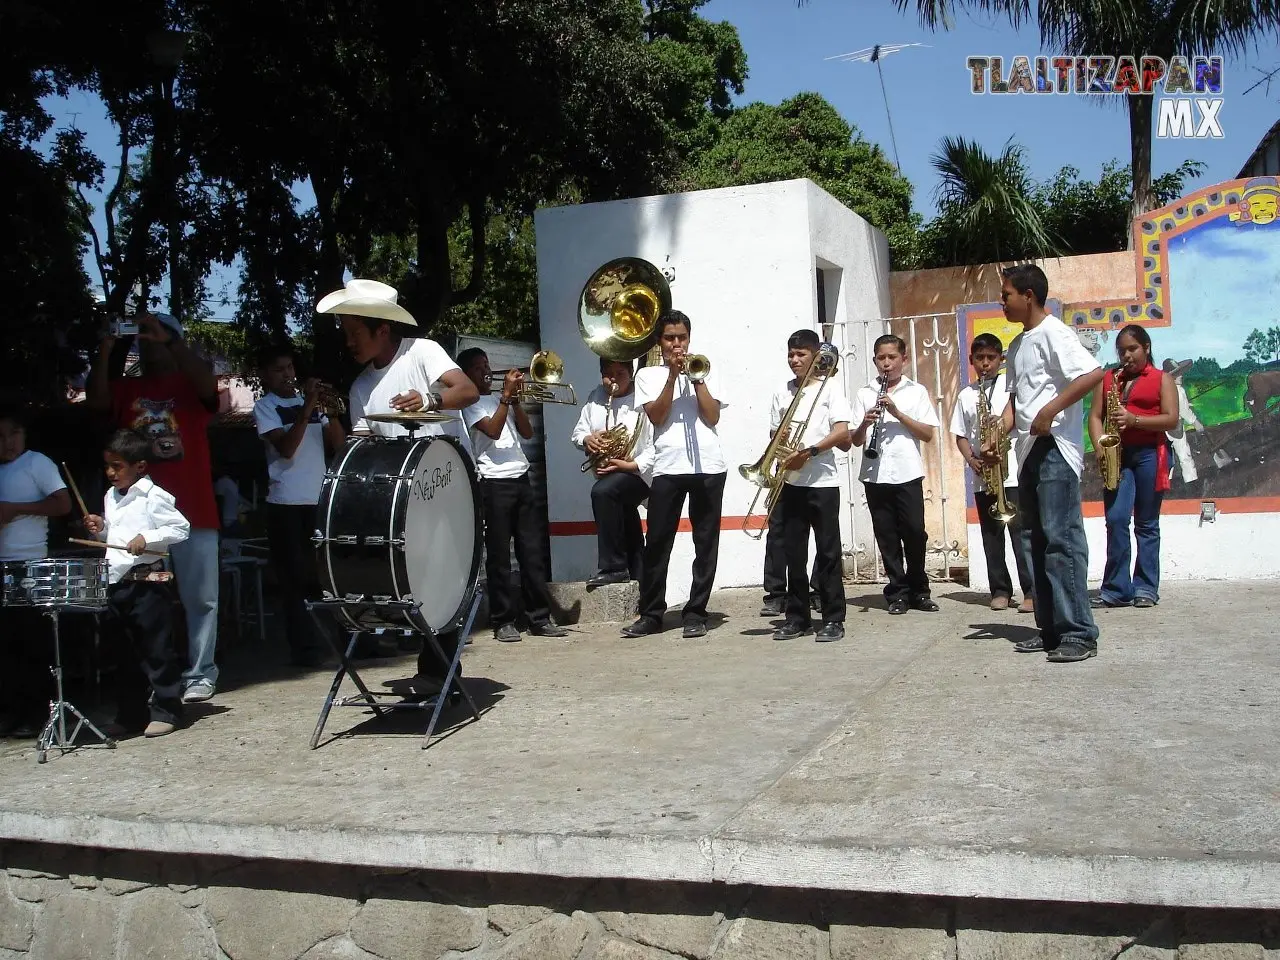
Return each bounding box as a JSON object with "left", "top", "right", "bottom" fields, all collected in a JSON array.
[
  {"left": 570, "top": 385, "right": 656, "bottom": 484},
  {"left": 1005, "top": 315, "right": 1101, "bottom": 478},
  {"left": 633, "top": 366, "right": 728, "bottom": 476},
  {"left": 950, "top": 375, "right": 1017, "bottom": 489},
  {"left": 98, "top": 476, "right": 191, "bottom": 583},
  {"left": 768, "top": 378, "right": 852, "bottom": 489},
  {"left": 850, "top": 376, "right": 939, "bottom": 485},
  {"left": 462, "top": 395, "right": 531, "bottom": 480},
  {"left": 348, "top": 338, "right": 472, "bottom": 454}
]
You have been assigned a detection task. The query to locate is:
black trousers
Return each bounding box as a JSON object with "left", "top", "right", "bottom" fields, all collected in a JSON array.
[
  {"left": 0, "top": 607, "right": 53, "bottom": 722},
  {"left": 864, "top": 478, "right": 929, "bottom": 604},
  {"left": 591, "top": 471, "right": 648, "bottom": 578},
  {"left": 481, "top": 475, "right": 554, "bottom": 629},
  {"left": 106, "top": 579, "right": 184, "bottom": 726},
  {"left": 266, "top": 503, "right": 327, "bottom": 660},
  {"left": 974, "top": 489, "right": 1033, "bottom": 599},
  {"left": 780, "top": 485, "right": 845, "bottom": 625},
  {"left": 762, "top": 508, "right": 818, "bottom": 602},
  {"left": 638, "top": 472, "right": 726, "bottom": 626}
]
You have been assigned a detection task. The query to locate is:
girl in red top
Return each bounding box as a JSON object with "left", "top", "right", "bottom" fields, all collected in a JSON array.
[{"left": 1086, "top": 325, "right": 1179, "bottom": 608}]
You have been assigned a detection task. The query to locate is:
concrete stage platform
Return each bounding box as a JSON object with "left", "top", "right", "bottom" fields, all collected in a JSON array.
[{"left": 0, "top": 581, "right": 1277, "bottom": 958}]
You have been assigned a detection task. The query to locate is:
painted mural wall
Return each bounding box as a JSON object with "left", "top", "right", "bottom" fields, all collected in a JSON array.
[{"left": 1064, "top": 176, "right": 1280, "bottom": 506}]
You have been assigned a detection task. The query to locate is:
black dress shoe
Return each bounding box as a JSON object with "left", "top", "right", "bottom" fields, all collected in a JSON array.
[
  {"left": 494, "top": 623, "right": 522, "bottom": 642},
  {"left": 888, "top": 599, "right": 909, "bottom": 615},
  {"left": 682, "top": 621, "right": 707, "bottom": 639},
  {"left": 772, "top": 621, "right": 811, "bottom": 641},
  {"left": 530, "top": 621, "right": 569, "bottom": 638},
  {"left": 587, "top": 570, "right": 630, "bottom": 588},
  {"left": 759, "top": 599, "right": 783, "bottom": 617},
  {"left": 1014, "top": 635, "right": 1045, "bottom": 653},
  {"left": 814, "top": 622, "right": 844, "bottom": 642},
  {"left": 912, "top": 597, "right": 940, "bottom": 612},
  {"left": 621, "top": 618, "right": 661, "bottom": 637}
]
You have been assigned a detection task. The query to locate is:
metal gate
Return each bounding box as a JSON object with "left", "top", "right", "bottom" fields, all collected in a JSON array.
[{"left": 829, "top": 312, "right": 962, "bottom": 583}]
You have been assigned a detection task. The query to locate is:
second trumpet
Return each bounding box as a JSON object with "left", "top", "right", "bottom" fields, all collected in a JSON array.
[{"left": 487, "top": 350, "right": 578, "bottom": 405}]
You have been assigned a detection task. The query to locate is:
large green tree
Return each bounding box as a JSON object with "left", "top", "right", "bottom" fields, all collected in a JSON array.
[{"left": 679, "top": 92, "right": 919, "bottom": 265}]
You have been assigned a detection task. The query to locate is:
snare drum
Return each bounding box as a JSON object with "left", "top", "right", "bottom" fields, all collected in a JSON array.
[
  {"left": 1, "top": 558, "right": 110, "bottom": 607},
  {"left": 315, "top": 434, "right": 482, "bottom": 635}
]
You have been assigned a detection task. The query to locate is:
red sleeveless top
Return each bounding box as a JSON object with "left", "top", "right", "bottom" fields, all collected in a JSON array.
[{"left": 1102, "top": 363, "right": 1170, "bottom": 492}]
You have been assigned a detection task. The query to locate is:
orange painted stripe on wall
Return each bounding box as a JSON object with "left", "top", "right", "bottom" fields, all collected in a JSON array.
[
  {"left": 965, "top": 497, "right": 1280, "bottom": 525},
  {"left": 550, "top": 516, "right": 759, "bottom": 537}
]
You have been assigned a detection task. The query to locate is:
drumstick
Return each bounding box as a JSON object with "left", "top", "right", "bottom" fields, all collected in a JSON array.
[
  {"left": 61, "top": 462, "right": 91, "bottom": 519},
  {"left": 68, "top": 537, "right": 169, "bottom": 557}
]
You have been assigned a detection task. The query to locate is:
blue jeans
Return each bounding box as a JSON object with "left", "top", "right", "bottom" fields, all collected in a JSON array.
[
  {"left": 170, "top": 529, "right": 220, "bottom": 688},
  {"left": 1018, "top": 438, "right": 1099, "bottom": 651},
  {"left": 1101, "top": 445, "right": 1164, "bottom": 604}
]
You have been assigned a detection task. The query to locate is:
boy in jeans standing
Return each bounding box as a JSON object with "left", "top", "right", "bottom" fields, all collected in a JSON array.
[{"left": 986, "top": 264, "right": 1103, "bottom": 662}]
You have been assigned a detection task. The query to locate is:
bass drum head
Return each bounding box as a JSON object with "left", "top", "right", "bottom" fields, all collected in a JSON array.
[{"left": 402, "top": 435, "right": 482, "bottom": 633}]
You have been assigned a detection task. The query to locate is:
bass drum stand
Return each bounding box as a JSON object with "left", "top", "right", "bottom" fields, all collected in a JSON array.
[
  {"left": 37, "top": 605, "right": 117, "bottom": 764},
  {"left": 305, "top": 589, "right": 484, "bottom": 750}
]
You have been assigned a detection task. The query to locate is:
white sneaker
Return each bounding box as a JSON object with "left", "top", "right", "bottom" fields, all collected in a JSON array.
[{"left": 182, "top": 682, "right": 215, "bottom": 704}]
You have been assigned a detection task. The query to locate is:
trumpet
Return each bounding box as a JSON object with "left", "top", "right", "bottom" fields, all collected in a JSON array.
[
  {"left": 487, "top": 350, "right": 578, "bottom": 405},
  {"left": 684, "top": 353, "right": 711, "bottom": 383},
  {"left": 740, "top": 343, "right": 840, "bottom": 538},
  {"left": 287, "top": 379, "right": 346, "bottom": 416},
  {"left": 1099, "top": 369, "right": 1123, "bottom": 491}
]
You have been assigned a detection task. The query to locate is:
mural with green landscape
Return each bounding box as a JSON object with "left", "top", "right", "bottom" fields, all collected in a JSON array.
[{"left": 1072, "top": 177, "right": 1280, "bottom": 503}]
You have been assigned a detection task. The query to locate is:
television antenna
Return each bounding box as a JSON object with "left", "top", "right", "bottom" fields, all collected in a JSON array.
[{"left": 825, "top": 43, "right": 929, "bottom": 174}]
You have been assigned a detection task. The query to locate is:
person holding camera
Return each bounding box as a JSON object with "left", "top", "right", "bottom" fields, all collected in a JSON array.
[{"left": 87, "top": 312, "right": 222, "bottom": 703}]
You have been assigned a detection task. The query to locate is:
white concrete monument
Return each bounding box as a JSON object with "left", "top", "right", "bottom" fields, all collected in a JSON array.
[{"left": 534, "top": 179, "right": 890, "bottom": 602}]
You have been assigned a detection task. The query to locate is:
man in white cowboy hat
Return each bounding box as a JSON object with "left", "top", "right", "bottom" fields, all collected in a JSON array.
[
  {"left": 318, "top": 279, "right": 477, "bottom": 452},
  {"left": 317, "top": 278, "right": 480, "bottom": 688}
]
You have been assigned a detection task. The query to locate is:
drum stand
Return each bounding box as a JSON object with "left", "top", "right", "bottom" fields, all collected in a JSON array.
[
  {"left": 305, "top": 589, "right": 484, "bottom": 750},
  {"left": 37, "top": 606, "right": 116, "bottom": 764}
]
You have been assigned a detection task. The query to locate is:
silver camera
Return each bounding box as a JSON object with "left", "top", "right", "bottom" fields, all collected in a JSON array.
[{"left": 109, "top": 319, "right": 140, "bottom": 337}]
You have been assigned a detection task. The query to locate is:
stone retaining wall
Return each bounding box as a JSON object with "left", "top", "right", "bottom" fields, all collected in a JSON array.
[{"left": 0, "top": 841, "right": 1276, "bottom": 959}]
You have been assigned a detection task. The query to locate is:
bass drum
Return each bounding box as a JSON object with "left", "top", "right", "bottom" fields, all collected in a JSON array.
[{"left": 315, "top": 434, "right": 482, "bottom": 635}]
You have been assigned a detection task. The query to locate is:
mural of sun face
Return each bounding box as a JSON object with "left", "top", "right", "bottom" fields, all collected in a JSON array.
[{"left": 1229, "top": 177, "right": 1280, "bottom": 225}]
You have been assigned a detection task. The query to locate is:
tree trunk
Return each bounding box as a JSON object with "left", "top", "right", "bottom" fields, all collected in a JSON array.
[
  {"left": 412, "top": 188, "right": 452, "bottom": 333},
  {"left": 310, "top": 169, "right": 346, "bottom": 383},
  {"left": 1127, "top": 93, "right": 1154, "bottom": 250}
]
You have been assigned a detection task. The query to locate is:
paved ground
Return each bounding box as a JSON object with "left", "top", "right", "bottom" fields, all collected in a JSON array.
[{"left": 1, "top": 580, "right": 1277, "bottom": 908}]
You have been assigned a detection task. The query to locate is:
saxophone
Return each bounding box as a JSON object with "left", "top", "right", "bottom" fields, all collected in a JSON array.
[
  {"left": 580, "top": 383, "right": 642, "bottom": 473},
  {"left": 976, "top": 377, "right": 1016, "bottom": 522},
  {"left": 1098, "top": 371, "right": 1123, "bottom": 491}
]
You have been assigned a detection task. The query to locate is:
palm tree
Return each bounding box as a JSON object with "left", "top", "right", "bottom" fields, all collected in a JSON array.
[
  {"left": 887, "top": 0, "right": 1280, "bottom": 244},
  {"left": 925, "top": 135, "right": 1060, "bottom": 266}
]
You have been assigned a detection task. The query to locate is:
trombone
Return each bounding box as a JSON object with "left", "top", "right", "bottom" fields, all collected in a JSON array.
[
  {"left": 739, "top": 343, "right": 840, "bottom": 538},
  {"left": 486, "top": 350, "right": 578, "bottom": 405}
]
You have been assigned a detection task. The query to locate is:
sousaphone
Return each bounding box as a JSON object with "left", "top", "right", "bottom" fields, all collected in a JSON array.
[{"left": 577, "top": 257, "right": 672, "bottom": 363}]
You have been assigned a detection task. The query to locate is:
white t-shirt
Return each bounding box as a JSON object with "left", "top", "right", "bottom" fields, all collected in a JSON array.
[
  {"left": 633, "top": 366, "right": 727, "bottom": 476},
  {"left": 850, "top": 376, "right": 939, "bottom": 484},
  {"left": 1005, "top": 315, "right": 1101, "bottom": 478},
  {"left": 571, "top": 384, "right": 656, "bottom": 484},
  {"left": 462, "top": 395, "right": 530, "bottom": 480},
  {"left": 0, "top": 450, "right": 66, "bottom": 561},
  {"left": 949, "top": 375, "right": 1017, "bottom": 489},
  {"left": 348, "top": 338, "right": 471, "bottom": 454},
  {"left": 252, "top": 393, "right": 329, "bottom": 505},
  {"left": 212, "top": 475, "right": 244, "bottom": 525},
  {"left": 768, "top": 379, "right": 852, "bottom": 488}
]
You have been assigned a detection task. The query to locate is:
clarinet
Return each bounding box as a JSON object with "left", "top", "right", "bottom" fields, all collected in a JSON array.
[{"left": 863, "top": 374, "right": 889, "bottom": 460}]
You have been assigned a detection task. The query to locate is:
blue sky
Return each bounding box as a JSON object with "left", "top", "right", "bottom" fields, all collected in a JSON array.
[
  {"left": 42, "top": 0, "right": 1280, "bottom": 314},
  {"left": 1164, "top": 219, "right": 1280, "bottom": 364}
]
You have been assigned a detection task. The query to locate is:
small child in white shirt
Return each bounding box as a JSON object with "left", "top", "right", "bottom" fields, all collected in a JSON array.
[{"left": 84, "top": 429, "right": 191, "bottom": 738}]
